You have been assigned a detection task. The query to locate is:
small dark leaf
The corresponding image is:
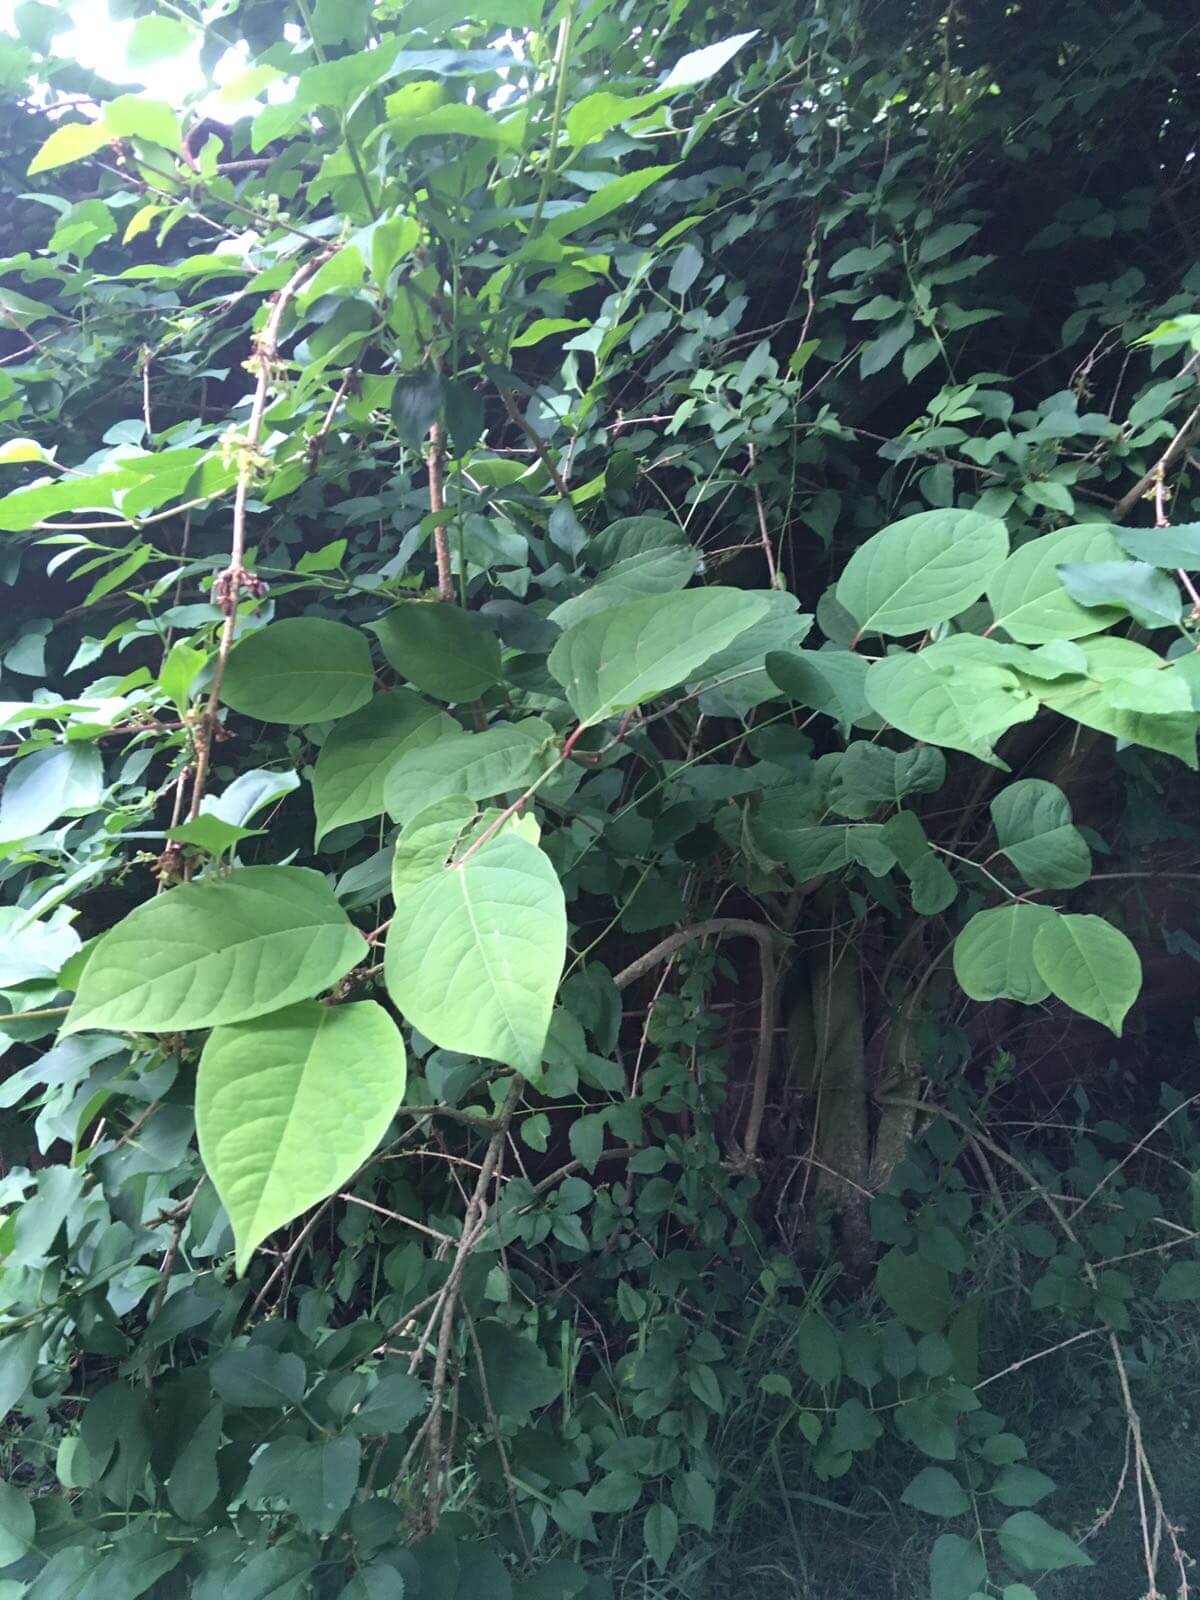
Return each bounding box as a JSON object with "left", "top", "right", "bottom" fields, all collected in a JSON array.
[{"left": 392, "top": 371, "right": 444, "bottom": 447}]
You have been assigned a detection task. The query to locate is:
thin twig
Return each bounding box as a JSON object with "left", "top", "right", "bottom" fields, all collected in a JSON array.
[
  {"left": 498, "top": 386, "right": 569, "bottom": 495},
  {"left": 187, "top": 249, "right": 333, "bottom": 819},
  {"left": 613, "top": 918, "right": 781, "bottom": 1163},
  {"left": 426, "top": 420, "right": 455, "bottom": 603}
]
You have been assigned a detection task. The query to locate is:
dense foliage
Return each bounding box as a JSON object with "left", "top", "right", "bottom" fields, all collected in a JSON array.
[{"left": 2, "top": 1, "right": 1200, "bottom": 1596}]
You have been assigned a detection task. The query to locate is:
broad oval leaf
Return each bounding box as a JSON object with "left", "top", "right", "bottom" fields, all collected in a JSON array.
[
  {"left": 383, "top": 717, "right": 554, "bottom": 823},
  {"left": 0, "top": 745, "right": 103, "bottom": 844},
  {"left": 1032, "top": 912, "right": 1142, "bottom": 1035},
  {"left": 391, "top": 796, "right": 477, "bottom": 902},
  {"left": 865, "top": 644, "right": 1038, "bottom": 766},
  {"left": 766, "top": 647, "right": 875, "bottom": 730},
  {"left": 835, "top": 509, "right": 1009, "bottom": 638},
  {"left": 63, "top": 866, "right": 367, "bottom": 1036},
  {"left": 197, "top": 1000, "right": 406, "bottom": 1275},
  {"left": 987, "top": 524, "right": 1125, "bottom": 643},
  {"left": 953, "top": 904, "right": 1057, "bottom": 1004},
  {"left": 990, "top": 779, "right": 1091, "bottom": 889},
  {"left": 384, "top": 833, "right": 566, "bottom": 1076},
  {"left": 1043, "top": 636, "right": 1199, "bottom": 767},
  {"left": 369, "top": 604, "right": 503, "bottom": 702},
  {"left": 313, "top": 691, "right": 454, "bottom": 844},
  {"left": 548, "top": 587, "right": 769, "bottom": 725},
  {"left": 1057, "top": 559, "right": 1181, "bottom": 630},
  {"left": 997, "top": 1512, "right": 1093, "bottom": 1573},
  {"left": 221, "top": 619, "right": 374, "bottom": 724}
]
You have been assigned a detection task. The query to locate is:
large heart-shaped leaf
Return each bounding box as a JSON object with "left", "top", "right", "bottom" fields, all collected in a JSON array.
[
  {"left": 63, "top": 867, "right": 367, "bottom": 1035},
  {"left": 1032, "top": 912, "right": 1142, "bottom": 1035},
  {"left": 383, "top": 718, "right": 555, "bottom": 823},
  {"left": 953, "top": 904, "right": 1057, "bottom": 1004},
  {"left": 990, "top": 779, "right": 1091, "bottom": 889},
  {"left": 369, "top": 604, "right": 504, "bottom": 702},
  {"left": 835, "top": 509, "right": 1009, "bottom": 638},
  {"left": 221, "top": 619, "right": 374, "bottom": 724},
  {"left": 987, "top": 524, "right": 1125, "bottom": 643},
  {"left": 548, "top": 587, "right": 768, "bottom": 725},
  {"left": 313, "top": 691, "right": 453, "bottom": 844},
  {"left": 384, "top": 833, "right": 566, "bottom": 1075},
  {"left": 197, "top": 1000, "right": 406, "bottom": 1274}
]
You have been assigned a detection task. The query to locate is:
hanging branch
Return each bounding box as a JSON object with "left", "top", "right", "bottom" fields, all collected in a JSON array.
[{"left": 186, "top": 249, "right": 333, "bottom": 820}]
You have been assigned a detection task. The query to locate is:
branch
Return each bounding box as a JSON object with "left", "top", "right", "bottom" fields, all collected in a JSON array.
[
  {"left": 426, "top": 420, "right": 455, "bottom": 603},
  {"left": 614, "top": 918, "right": 781, "bottom": 1164},
  {"left": 498, "top": 386, "right": 569, "bottom": 495},
  {"left": 187, "top": 249, "right": 333, "bottom": 819},
  {"left": 1113, "top": 348, "right": 1200, "bottom": 522}
]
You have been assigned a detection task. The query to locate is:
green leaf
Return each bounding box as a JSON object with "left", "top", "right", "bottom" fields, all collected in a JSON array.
[
  {"left": 795, "top": 1314, "right": 842, "bottom": 1386},
  {"left": 383, "top": 718, "right": 554, "bottom": 823},
  {"left": 1154, "top": 1260, "right": 1200, "bottom": 1301},
  {"left": 929, "top": 1533, "right": 986, "bottom": 1600},
  {"left": 883, "top": 809, "right": 958, "bottom": 914},
  {"left": 28, "top": 119, "right": 110, "bottom": 174},
  {"left": 167, "top": 1403, "right": 223, "bottom": 1522},
  {"left": 1044, "top": 637, "right": 1199, "bottom": 767},
  {"left": 548, "top": 587, "right": 768, "bottom": 725},
  {"left": 550, "top": 546, "right": 699, "bottom": 627},
  {"left": 64, "top": 866, "right": 367, "bottom": 1036},
  {"left": 997, "top": 1512, "right": 1092, "bottom": 1573},
  {"left": 953, "top": 905, "right": 1057, "bottom": 1004},
  {"left": 370, "top": 603, "right": 503, "bottom": 701},
  {"left": 471, "top": 1319, "right": 561, "bottom": 1416},
  {"left": 901, "top": 1466, "right": 970, "bottom": 1517},
  {"left": 990, "top": 1465, "right": 1056, "bottom": 1508},
  {"left": 643, "top": 1503, "right": 678, "bottom": 1571},
  {"left": 198, "top": 1000, "right": 406, "bottom": 1274},
  {"left": 987, "top": 524, "right": 1126, "bottom": 643},
  {"left": 384, "top": 833, "right": 566, "bottom": 1075},
  {"left": 127, "top": 14, "right": 197, "bottom": 65},
  {"left": 865, "top": 644, "right": 1038, "bottom": 766},
  {"left": 0, "top": 1481, "right": 34, "bottom": 1566},
  {"left": 443, "top": 379, "right": 486, "bottom": 454},
  {"left": 392, "top": 371, "right": 443, "bottom": 445},
  {"left": 1115, "top": 521, "right": 1200, "bottom": 567},
  {"left": 545, "top": 166, "right": 677, "bottom": 240},
  {"left": 211, "top": 1347, "right": 306, "bottom": 1409},
  {"left": 990, "top": 779, "right": 1091, "bottom": 889},
  {"left": 242, "top": 1435, "right": 361, "bottom": 1534},
  {"left": 835, "top": 509, "right": 1009, "bottom": 638},
  {"left": 351, "top": 1373, "right": 426, "bottom": 1434},
  {"left": 1057, "top": 560, "right": 1181, "bottom": 629},
  {"left": 0, "top": 1326, "right": 41, "bottom": 1421},
  {"left": 103, "top": 96, "right": 182, "bottom": 152},
  {"left": 0, "top": 744, "right": 103, "bottom": 843},
  {"left": 313, "top": 691, "right": 453, "bottom": 844},
  {"left": 766, "top": 648, "right": 874, "bottom": 729},
  {"left": 1032, "top": 913, "right": 1142, "bottom": 1035},
  {"left": 660, "top": 31, "right": 758, "bottom": 89},
  {"left": 392, "top": 796, "right": 478, "bottom": 901},
  {"left": 877, "top": 1248, "right": 953, "bottom": 1332},
  {"left": 158, "top": 641, "right": 207, "bottom": 714},
  {"left": 222, "top": 619, "right": 375, "bottom": 725},
  {"left": 166, "top": 815, "right": 260, "bottom": 860},
  {"left": 1106, "top": 665, "right": 1193, "bottom": 715}
]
